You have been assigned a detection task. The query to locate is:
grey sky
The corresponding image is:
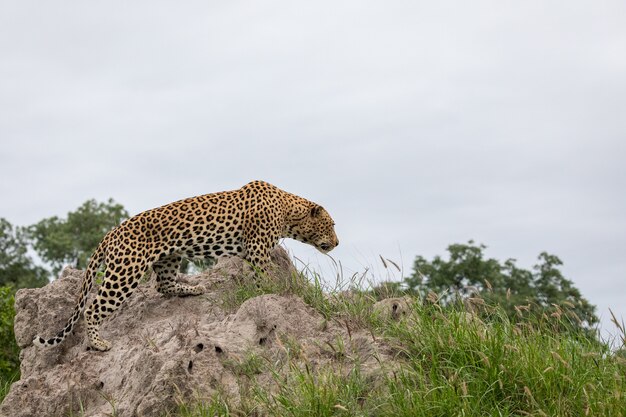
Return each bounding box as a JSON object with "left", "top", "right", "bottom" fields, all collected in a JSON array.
[{"left": 1, "top": 1, "right": 625, "bottom": 340}]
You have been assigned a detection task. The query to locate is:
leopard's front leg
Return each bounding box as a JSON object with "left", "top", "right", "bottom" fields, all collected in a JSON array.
[
  {"left": 242, "top": 224, "right": 275, "bottom": 284},
  {"left": 244, "top": 246, "right": 271, "bottom": 282}
]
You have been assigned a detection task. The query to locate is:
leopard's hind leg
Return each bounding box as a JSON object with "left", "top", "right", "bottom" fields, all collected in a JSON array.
[
  {"left": 154, "top": 254, "right": 206, "bottom": 296},
  {"left": 84, "top": 267, "right": 143, "bottom": 351}
]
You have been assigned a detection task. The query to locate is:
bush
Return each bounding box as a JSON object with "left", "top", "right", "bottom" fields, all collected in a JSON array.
[{"left": 0, "top": 286, "right": 19, "bottom": 400}]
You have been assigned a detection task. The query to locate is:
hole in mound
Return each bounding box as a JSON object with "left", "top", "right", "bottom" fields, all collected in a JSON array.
[
  {"left": 193, "top": 343, "right": 204, "bottom": 353},
  {"left": 99, "top": 381, "right": 104, "bottom": 389},
  {"left": 215, "top": 345, "right": 223, "bottom": 354},
  {"left": 188, "top": 360, "right": 193, "bottom": 372},
  {"left": 259, "top": 337, "right": 267, "bottom": 346}
]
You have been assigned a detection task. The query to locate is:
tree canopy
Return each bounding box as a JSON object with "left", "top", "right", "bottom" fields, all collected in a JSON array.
[
  {"left": 403, "top": 241, "right": 598, "bottom": 329},
  {"left": 28, "top": 199, "right": 129, "bottom": 276},
  {"left": 0, "top": 218, "right": 48, "bottom": 289}
]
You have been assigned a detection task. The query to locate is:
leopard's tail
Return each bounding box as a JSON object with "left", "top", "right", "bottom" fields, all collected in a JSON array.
[{"left": 33, "top": 236, "right": 108, "bottom": 348}]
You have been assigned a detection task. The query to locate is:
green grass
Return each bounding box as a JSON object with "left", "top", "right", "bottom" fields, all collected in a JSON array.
[
  {"left": 223, "top": 350, "right": 266, "bottom": 378},
  {"left": 0, "top": 373, "right": 18, "bottom": 403},
  {"left": 256, "top": 364, "right": 370, "bottom": 417},
  {"left": 374, "top": 302, "right": 624, "bottom": 416},
  {"left": 219, "top": 265, "right": 337, "bottom": 318},
  {"left": 174, "top": 268, "right": 626, "bottom": 417},
  {"left": 175, "top": 392, "right": 231, "bottom": 417}
]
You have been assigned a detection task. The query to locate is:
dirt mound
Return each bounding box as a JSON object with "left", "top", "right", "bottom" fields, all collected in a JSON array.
[{"left": 0, "top": 248, "right": 394, "bottom": 417}]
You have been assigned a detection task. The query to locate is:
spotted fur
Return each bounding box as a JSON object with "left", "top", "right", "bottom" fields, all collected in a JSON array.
[{"left": 34, "top": 181, "right": 338, "bottom": 351}]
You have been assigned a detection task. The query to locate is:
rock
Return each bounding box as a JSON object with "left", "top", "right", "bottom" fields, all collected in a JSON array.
[
  {"left": 0, "top": 247, "right": 387, "bottom": 417},
  {"left": 372, "top": 296, "right": 413, "bottom": 321}
]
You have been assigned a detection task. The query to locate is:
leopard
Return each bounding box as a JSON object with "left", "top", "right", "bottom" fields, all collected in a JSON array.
[{"left": 34, "top": 180, "right": 339, "bottom": 351}]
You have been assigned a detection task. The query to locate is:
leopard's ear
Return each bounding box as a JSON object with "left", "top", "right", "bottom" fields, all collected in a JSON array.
[{"left": 310, "top": 205, "right": 323, "bottom": 218}]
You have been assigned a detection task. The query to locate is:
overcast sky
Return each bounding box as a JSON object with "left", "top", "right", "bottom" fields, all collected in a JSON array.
[{"left": 1, "top": 1, "right": 624, "bottom": 341}]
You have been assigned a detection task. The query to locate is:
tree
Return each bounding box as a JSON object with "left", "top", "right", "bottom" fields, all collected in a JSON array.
[
  {"left": 28, "top": 199, "right": 129, "bottom": 276},
  {"left": 0, "top": 218, "right": 48, "bottom": 289},
  {"left": 404, "top": 241, "right": 598, "bottom": 329}
]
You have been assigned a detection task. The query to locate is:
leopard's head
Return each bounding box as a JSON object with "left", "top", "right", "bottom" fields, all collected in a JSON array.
[{"left": 286, "top": 205, "right": 339, "bottom": 253}]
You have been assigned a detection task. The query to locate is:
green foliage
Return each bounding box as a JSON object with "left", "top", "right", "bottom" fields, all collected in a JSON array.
[
  {"left": 0, "top": 286, "right": 20, "bottom": 397},
  {"left": 403, "top": 241, "right": 599, "bottom": 330},
  {"left": 0, "top": 218, "right": 48, "bottom": 289},
  {"left": 28, "top": 199, "right": 128, "bottom": 275}
]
